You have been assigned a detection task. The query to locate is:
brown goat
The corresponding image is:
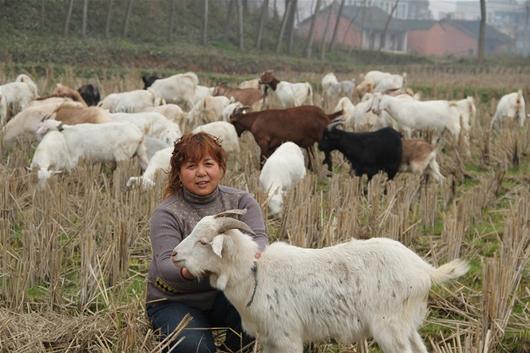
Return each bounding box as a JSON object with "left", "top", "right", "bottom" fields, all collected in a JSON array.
[
  {"left": 213, "top": 83, "right": 263, "bottom": 107},
  {"left": 51, "top": 102, "right": 111, "bottom": 125},
  {"left": 400, "top": 139, "right": 444, "bottom": 182},
  {"left": 37, "top": 84, "right": 88, "bottom": 106},
  {"left": 230, "top": 105, "right": 343, "bottom": 168}
]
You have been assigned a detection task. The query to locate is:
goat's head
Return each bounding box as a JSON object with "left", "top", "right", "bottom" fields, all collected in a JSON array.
[
  {"left": 267, "top": 186, "right": 285, "bottom": 216},
  {"left": 259, "top": 71, "right": 279, "bottom": 91},
  {"left": 318, "top": 119, "right": 345, "bottom": 152},
  {"left": 36, "top": 119, "right": 63, "bottom": 137},
  {"left": 229, "top": 106, "right": 251, "bottom": 136},
  {"left": 368, "top": 92, "right": 385, "bottom": 115},
  {"left": 171, "top": 209, "right": 255, "bottom": 279}
]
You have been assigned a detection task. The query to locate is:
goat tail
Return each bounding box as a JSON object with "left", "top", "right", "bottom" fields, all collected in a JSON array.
[
  {"left": 431, "top": 259, "right": 469, "bottom": 285},
  {"left": 327, "top": 110, "right": 344, "bottom": 121}
]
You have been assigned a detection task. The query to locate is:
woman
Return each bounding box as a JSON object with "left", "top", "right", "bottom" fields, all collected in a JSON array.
[{"left": 146, "top": 132, "right": 268, "bottom": 353}]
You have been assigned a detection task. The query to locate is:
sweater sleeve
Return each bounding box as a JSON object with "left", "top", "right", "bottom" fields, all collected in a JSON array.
[
  {"left": 149, "top": 207, "right": 209, "bottom": 291},
  {"left": 238, "top": 192, "right": 269, "bottom": 251}
]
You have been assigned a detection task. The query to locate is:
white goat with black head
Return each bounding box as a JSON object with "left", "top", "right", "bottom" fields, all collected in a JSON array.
[{"left": 173, "top": 209, "right": 469, "bottom": 353}]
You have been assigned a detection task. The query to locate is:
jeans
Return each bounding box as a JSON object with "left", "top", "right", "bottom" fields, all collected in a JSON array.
[{"left": 146, "top": 292, "right": 254, "bottom": 353}]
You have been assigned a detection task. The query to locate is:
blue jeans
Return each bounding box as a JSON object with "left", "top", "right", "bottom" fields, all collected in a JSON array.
[{"left": 146, "top": 292, "right": 254, "bottom": 353}]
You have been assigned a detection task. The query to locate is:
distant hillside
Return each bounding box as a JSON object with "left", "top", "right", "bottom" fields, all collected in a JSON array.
[{"left": 0, "top": 0, "right": 436, "bottom": 74}]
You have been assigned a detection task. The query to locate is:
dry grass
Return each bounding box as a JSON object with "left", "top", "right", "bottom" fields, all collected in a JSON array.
[{"left": 0, "top": 66, "right": 529, "bottom": 352}]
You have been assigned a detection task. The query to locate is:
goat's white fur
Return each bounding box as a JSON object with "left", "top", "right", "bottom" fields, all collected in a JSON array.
[
  {"left": 0, "top": 74, "right": 39, "bottom": 121},
  {"left": 98, "top": 89, "right": 162, "bottom": 113},
  {"left": 148, "top": 72, "right": 199, "bottom": 111},
  {"left": 110, "top": 111, "right": 182, "bottom": 146},
  {"left": 187, "top": 95, "right": 231, "bottom": 127},
  {"left": 126, "top": 146, "right": 172, "bottom": 189},
  {"left": 32, "top": 120, "right": 149, "bottom": 185},
  {"left": 259, "top": 142, "right": 306, "bottom": 216},
  {"left": 266, "top": 81, "right": 313, "bottom": 108},
  {"left": 173, "top": 212, "right": 469, "bottom": 353},
  {"left": 490, "top": 90, "right": 526, "bottom": 129},
  {"left": 192, "top": 121, "right": 240, "bottom": 154}
]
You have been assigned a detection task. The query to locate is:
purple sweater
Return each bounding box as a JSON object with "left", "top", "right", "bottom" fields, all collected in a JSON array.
[{"left": 146, "top": 185, "right": 268, "bottom": 310}]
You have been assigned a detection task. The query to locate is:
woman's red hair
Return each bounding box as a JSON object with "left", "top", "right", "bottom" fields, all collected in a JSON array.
[{"left": 163, "top": 132, "right": 227, "bottom": 199}]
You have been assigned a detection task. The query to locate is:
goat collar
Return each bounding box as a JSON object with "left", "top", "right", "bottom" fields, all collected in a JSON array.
[{"left": 246, "top": 262, "right": 258, "bottom": 308}]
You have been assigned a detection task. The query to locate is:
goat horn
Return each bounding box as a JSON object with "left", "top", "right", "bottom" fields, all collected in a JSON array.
[
  {"left": 216, "top": 218, "right": 255, "bottom": 236},
  {"left": 214, "top": 209, "right": 247, "bottom": 218}
]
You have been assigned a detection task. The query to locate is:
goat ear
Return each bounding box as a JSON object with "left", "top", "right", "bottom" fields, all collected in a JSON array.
[{"left": 211, "top": 234, "right": 225, "bottom": 258}]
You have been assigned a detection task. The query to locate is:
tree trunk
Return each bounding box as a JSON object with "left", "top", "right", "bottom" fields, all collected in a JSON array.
[
  {"left": 255, "top": 0, "right": 269, "bottom": 49},
  {"left": 329, "top": 0, "right": 346, "bottom": 51},
  {"left": 319, "top": 3, "right": 333, "bottom": 60},
  {"left": 40, "top": 0, "right": 45, "bottom": 28},
  {"left": 82, "top": 0, "right": 88, "bottom": 37},
  {"left": 286, "top": 0, "right": 297, "bottom": 53},
  {"left": 105, "top": 0, "right": 114, "bottom": 38},
  {"left": 63, "top": 0, "right": 75, "bottom": 36},
  {"left": 478, "top": 0, "right": 486, "bottom": 63},
  {"left": 275, "top": 0, "right": 292, "bottom": 53},
  {"left": 202, "top": 0, "right": 208, "bottom": 45},
  {"left": 223, "top": 0, "right": 235, "bottom": 41},
  {"left": 237, "top": 0, "right": 244, "bottom": 50},
  {"left": 378, "top": 0, "right": 400, "bottom": 51},
  {"left": 168, "top": 0, "right": 176, "bottom": 41},
  {"left": 304, "top": 0, "right": 321, "bottom": 58},
  {"left": 122, "top": 0, "right": 134, "bottom": 37}
]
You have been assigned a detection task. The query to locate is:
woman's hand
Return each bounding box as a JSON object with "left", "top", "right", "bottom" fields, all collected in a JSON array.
[{"left": 180, "top": 267, "right": 195, "bottom": 280}]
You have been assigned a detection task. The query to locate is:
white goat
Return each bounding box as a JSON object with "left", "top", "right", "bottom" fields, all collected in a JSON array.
[
  {"left": 259, "top": 142, "right": 306, "bottom": 216},
  {"left": 260, "top": 72, "right": 313, "bottom": 108},
  {"left": 357, "top": 71, "right": 406, "bottom": 97},
  {"left": 192, "top": 85, "right": 214, "bottom": 106},
  {"left": 0, "top": 74, "right": 39, "bottom": 121},
  {"left": 321, "top": 72, "right": 355, "bottom": 110},
  {"left": 187, "top": 96, "right": 231, "bottom": 127},
  {"left": 172, "top": 210, "right": 469, "bottom": 353},
  {"left": 143, "top": 104, "right": 186, "bottom": 124},
  {"left": 490, "top": 90, "right": 526, "bottom": 129},
  {"left": 148, "top": 72, "right": 199, "bottom": 110},
  {"left": 110, "top": 111, "right": 182, "bottom": 146},
  {"left": 221, "top": 102, "right": 243, "bottom": 122},
  {"left": 98, "top": 89, "right": 162, "bottom": 113},
  {"left": 372, "top": 93, "right": 462, "bottom": 143},
  {"left": 192, "top": 121, "right": 240, "bottom": 154},
  {"left": 127, "top": 146, "right": 172, "bottom": 189},
  {"left": 0, "top": 93, "right": 7, "bottom": 126},
  {"left": 32, "top": 120, "right": 149, "bottom": 185}
]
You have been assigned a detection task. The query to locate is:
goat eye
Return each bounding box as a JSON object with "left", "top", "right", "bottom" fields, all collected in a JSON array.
[{"left": 198, "top": 239, "right": 208, "bottom": 246}]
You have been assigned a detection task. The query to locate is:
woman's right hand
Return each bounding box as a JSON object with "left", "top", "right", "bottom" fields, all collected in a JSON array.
[{"left": 180, "top": 266, "right": 195, "bottom": 280}]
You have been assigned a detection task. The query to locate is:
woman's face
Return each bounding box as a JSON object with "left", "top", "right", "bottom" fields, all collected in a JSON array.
[{"left": 179, "top": 155, "right": 224, "bottom": 196}]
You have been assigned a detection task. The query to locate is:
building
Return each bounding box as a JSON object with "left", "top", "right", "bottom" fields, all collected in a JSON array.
[
  {"left": 297, "top": 3, "right": 513, "bottom": 57},
  {"left": 346, "top": 0, "right": 431, "bottom": 19}
]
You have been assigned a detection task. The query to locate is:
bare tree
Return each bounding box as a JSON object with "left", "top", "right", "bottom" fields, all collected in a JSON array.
[
  {"left": 329, "top": 0, "right": 346, "bottom": 51},
  {"left": 320, "top": 2, "right": 334, "bottom": 60},
  {"left": 223, "top": 0, "right": 235, "bottom": 40},
  {"left": 478, "top": 0, "right": 486, "bottom": 62},
  {"left": 378, "top": 0, "right": 400, "bottom": 51},
  {"left": 122, "top": 0, "right": 134, "bottom": 37},
  {"left": 105, "top": 0, "right": 114, "bottom": 38},
  {"left": 81, "top": 0, "right": 88, "bottom": 37},
  {"left": 63, "top": 0, "right": 75, "bottom": 36},
  {"left": 236, "top": 0, "right": 244, "bottom": 50},
  {"left": 255, "top": 0, "right": 269, "bottom": 49},
  {"left": 40, "top": 0, "right": 46, "bottom": 28},
  {"left": 304, "top": 0, "right": 321, "bottom": 58},
  {"left": 168, "top": 0, "right": 176, "bottom": 41},
  {"left": 276, "top": 0, "right": 293, "bottom": 53},
  {"left": 202, "top": 0, "right": 209, "bottom": 45},
  {"left": 286, "top": 0, "right": 297, "bottom": 53}
]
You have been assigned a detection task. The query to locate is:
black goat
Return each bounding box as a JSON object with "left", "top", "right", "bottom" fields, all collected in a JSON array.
[
  {"left": 142, "top": 74, "right": 161, "bottom": 89},
  {"left": 318, "top": 126, "right": 402, "bottom": 180},
  {"left": 77, "top": 84, "right": 101, "bottom": 106}
]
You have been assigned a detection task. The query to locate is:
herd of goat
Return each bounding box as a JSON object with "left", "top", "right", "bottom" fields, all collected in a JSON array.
[
  {"left": 0, "top": 70, "right": 527, "bottom": 216},
  {"left": 1, "top": 69, "right": 527, "bottom": 353}
]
